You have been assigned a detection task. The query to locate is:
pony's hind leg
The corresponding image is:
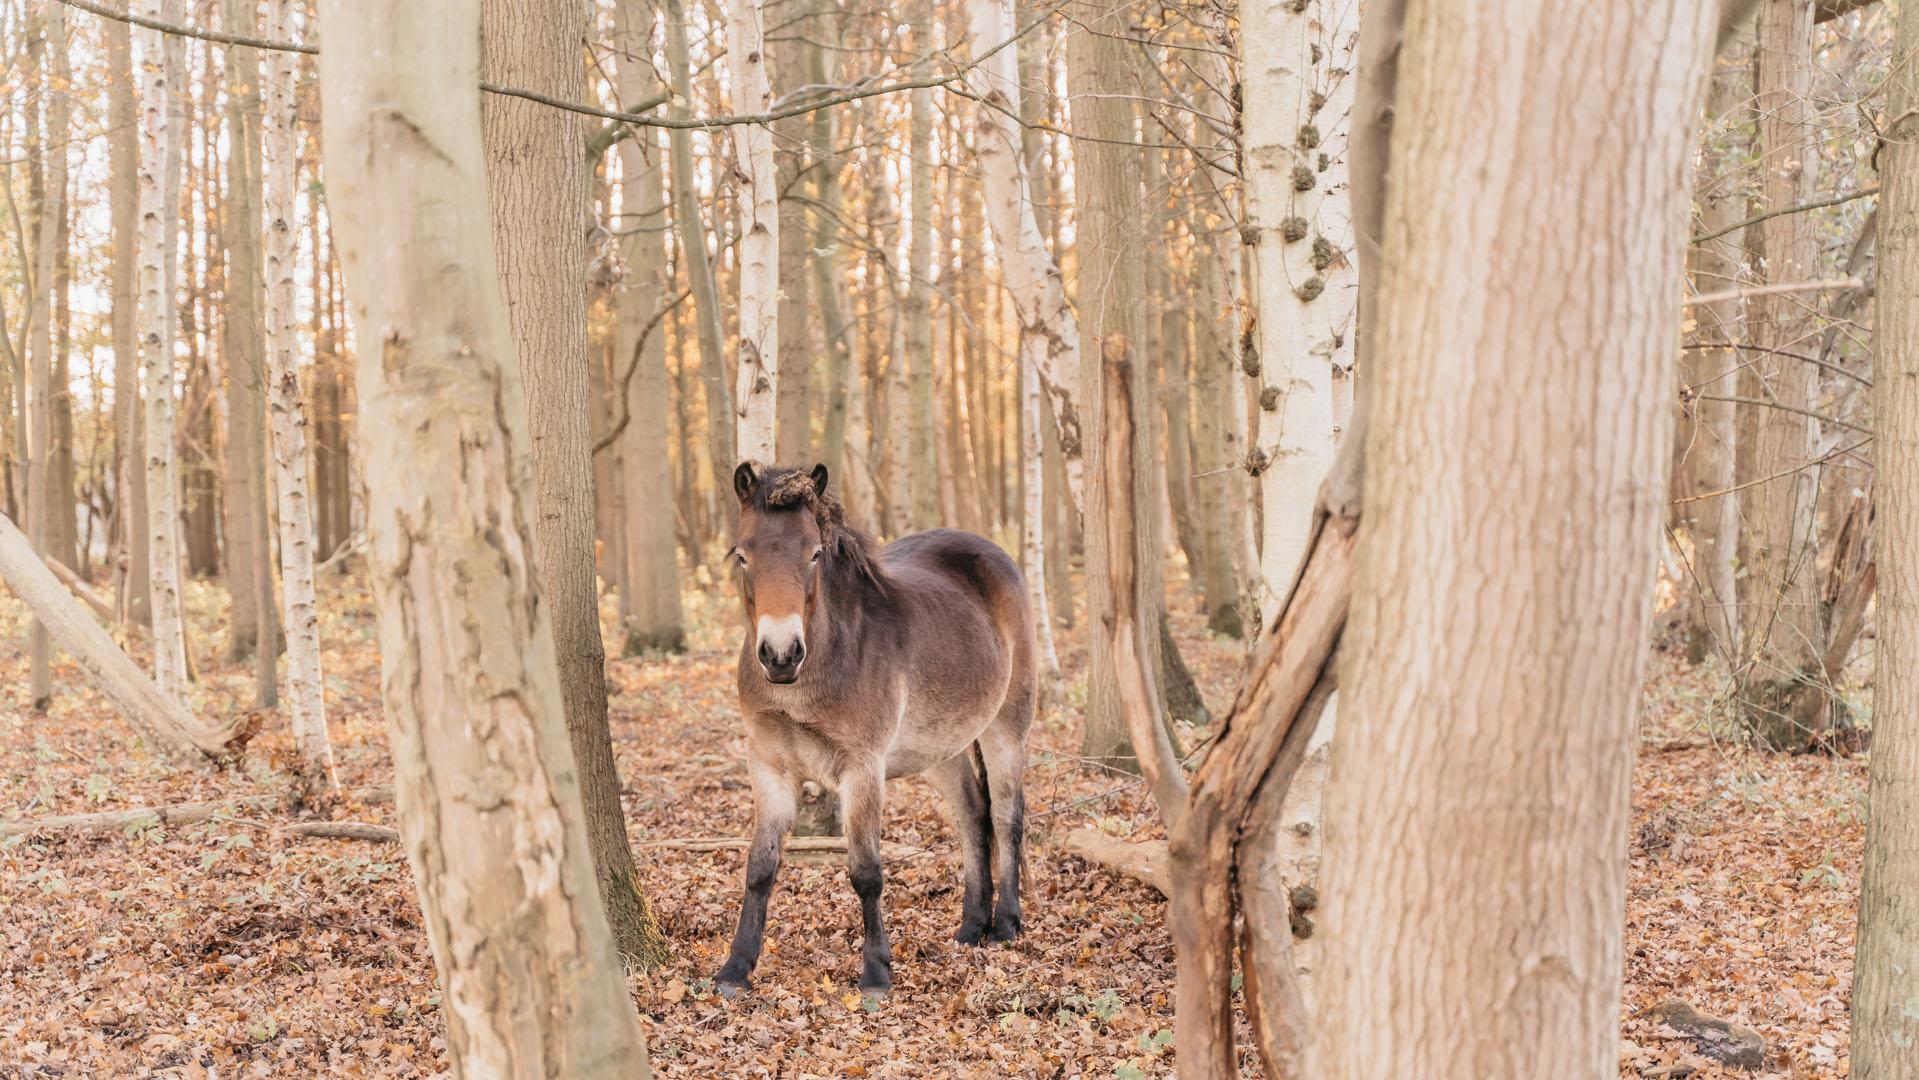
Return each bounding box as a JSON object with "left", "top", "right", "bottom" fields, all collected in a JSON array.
[
  {"left": 715, "top": 765, "right": 797, "bottom": 995},
  {"left": 927, "top": 751, "right": 994, "bottom": 945},
  {"left": 976, "top": 706, "right": 1030, "bottom": 942}
]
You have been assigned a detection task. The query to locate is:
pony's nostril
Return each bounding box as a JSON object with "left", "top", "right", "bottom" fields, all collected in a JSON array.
[
  {"left": 790, "top": 642, "right": 805, "bottom": 665},
  {"left": 758, "top": 640, "right": 776, "bottom": 667}
]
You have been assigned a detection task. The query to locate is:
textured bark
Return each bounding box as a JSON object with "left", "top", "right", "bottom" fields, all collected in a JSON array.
[
  {"left": 773, "top": 81, "right": 812, "bottom": 465},
  {"left": 1735, "top": 0, "right": 1826, "bottom": 745},
  {"left": 1854, "top": 6, "right": 1919, "bottom": 1067},
  {"left": 262, "top": 0, "right": 333, "bottom": 798},
  {"left": 27, "top": 0, "right": 68, "bottom": 710},
  {"left": 1312, "top": 5, "right": 1711, "bottom": 1079},
  {"left": 964, "top": 0, "right": 1085, "bottom": 514},
  {"left": 108, "top": 15, "right": 150, "bottom": 629},
  {"left": 616, "top": 0, "right": 688, "bottom": 661},
  {"left": 483, "top": 0, "right": 666, "bottom": 970},
  {"left": 1191, "top": 215, "right": 1247, "bottom": 637},
  {"left": 0, "top": 512, "right": 246, "bottom": 767},
  {"left": 663, "top": 0, "right": 734, "bottom": 509},
  {"left": 807, "top": 30, "right": 855, "bottom": 480},
  {"left": 137, "top": 0, "right": 190, "bottom": 702},
  {"left": 221, "top": 0, "right": 279, "bottom": 712},
  {"left": 728, "top": 0, "right": 779, "bottom": 462},
  {"left": 905, "top": 61, "right": 938, "bottom": 529},
  {"left": 315, "top": 0, "right": 654, "bottom": 1070}
]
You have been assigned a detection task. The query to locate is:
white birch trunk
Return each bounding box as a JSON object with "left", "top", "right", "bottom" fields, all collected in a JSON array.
[
  {"left": 315, "top": 0, "right": 653, "bottom": 1070},
  {"left": 1244, "top": 0, "right": 1352, "bottom": 608},
  {"left": 1021, "top": 357, "right": 1065, "bottom": 686},
  {"left": 965, "top": 0, "right": 1085, "bottom": 513},
  {"left": 136, "top": 0, "right": 189, "bottom": 701},
  {"left": 262, "top": 0, "right": 334, "bottom": 796},
  {"left": 728, "top": 0, "right": 778, "bottom": 463}
]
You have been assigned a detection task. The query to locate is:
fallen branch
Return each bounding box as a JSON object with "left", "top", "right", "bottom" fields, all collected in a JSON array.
[
  {"left": 280, "top": 821, "right": 400, "bottom": 843},
  {"left": 42, "top": 555, "right": 114, "bottom": 621},
  {"left": 1056, "top": 828, "right": 1170, "bottom": 896},
  {"left": 641, "top": 835, "right": 920, "bottom": 860},
  {"left": 0, "top": 796, "right": 279, "bottom": 837}
]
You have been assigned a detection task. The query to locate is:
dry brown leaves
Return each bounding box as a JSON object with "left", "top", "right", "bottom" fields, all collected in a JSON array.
[{"left": 0, "top": 572, "right": 1865, "bottom": 1077}]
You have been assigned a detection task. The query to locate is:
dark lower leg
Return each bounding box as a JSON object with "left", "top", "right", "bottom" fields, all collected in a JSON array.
[
  {"left": 989, "top": 789, "right": 1025, "bottom": 941},
  {"left": 717, "top": 801, "right": 791, "bottom": 989},
  {"left": 842, "top": 771, "right": 893, "bottom": 991}
]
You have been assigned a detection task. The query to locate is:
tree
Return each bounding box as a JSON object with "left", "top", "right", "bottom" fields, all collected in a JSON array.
[
  {"left": 616, "top": 0, "right": 688, "bottom": 658},
  {"left": 221, "top": 0, "right": 279, "bottom": 709},
  {"left": 107, "top": 12, "right": 150, "bottom": 630},
  {"left": 905, "top": 41, "right": 938, "bottom": 529},
  {"left": 314, "top": 0, "right": 654, "bottom": 1069},
  {"left": 137, "top": 0, "right": 191, "bottom": 703},
  {"left": 27, "top": 0, "right": 70, "bottom": 711},
  {"left": 1853, "top": 3, "right": 1919, "bottom": 1070},
  {"left": 728, "top": 0, "right": 778, "bottom": 461},
  {"left": 262, "top": 0, "right": 334, "bottom": 798},
  {"left": 481, "top": 0, "right": 668, "bottom": 968},
  {"left": 1311, "top": 4, "right": 1712, "bottom": 1078}
]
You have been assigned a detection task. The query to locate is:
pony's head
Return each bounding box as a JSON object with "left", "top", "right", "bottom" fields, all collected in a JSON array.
[{"left": 730, "top": 462, "right": 834, "bottom": 683}]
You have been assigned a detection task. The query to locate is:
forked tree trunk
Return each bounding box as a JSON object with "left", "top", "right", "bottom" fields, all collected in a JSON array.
[
  {"left": 137, "top": 0, "right": 190, "bottom": 702},
  {"left": 482, "top": 0, "right": 668, "bottom": 970},
  {"left": 221, "top": 0, "right": 279, "bottom": 709},
  {"left": 1312, "top": 4, "right": 1711, "bottom": 1078},
  {"left": 617, "top": 0, "right": 688, "bottom": 660},
  {"left": 728, "top": 0, "right": 779, "bottom": 462},
  {"left": 1854, "top": 5, "right": 1919, "bottom": 1069},
  {"left": 262, "top": 0, "right": 334, "bottom": 798},
  {"left": 1735, "top": 0, "right": 1826, "bottom": 745},
  {"left": 314, "top": 0, "right": 654, "bottom": 1071},
  {"left": 108, "top": 14, "right": 150, "bottom": 630}
]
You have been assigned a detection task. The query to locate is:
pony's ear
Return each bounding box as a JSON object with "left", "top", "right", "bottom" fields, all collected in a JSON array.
[
  {"left": 734, "top": 461, "right": 760, "bottom": 504},
  {"left": 810, "top": 463, "right": 830, "bottom": 498}
]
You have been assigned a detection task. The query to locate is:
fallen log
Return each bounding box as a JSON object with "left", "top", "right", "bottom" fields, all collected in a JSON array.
[
  {"left": 1056, "top": 829, "right": 1170, "bottom": 897},
  {"left": 0, "top": 511, "right": 250, "bottom": 767},
  {"left": 641, "top": 835, "right": 921, "bottom": 860},
  {"left": 280, "top": 821, "right": 400, "bottom": 843},
  {"left": 42, "top": 555, "right": 115, "bottom": 622},
  {"left": 0, "top": 796, "right": 280, "bottom": 837}
]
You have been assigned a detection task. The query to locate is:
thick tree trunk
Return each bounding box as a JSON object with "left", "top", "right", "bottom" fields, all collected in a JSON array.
[
  {"left": 728, "top": 0, "right": 779, "bottom": 463},
  {"left": 315, "top": 0, "right": 654, "bottom": 1070},
  {"left": 1191, "top": 212, "right": 1247, "bottom": 638},
  {"left": 221, "top": 0, "right": 279, "bottom": 711},
  {"left": 1735, "top": 0, "right": 1826, "bottom": 745},
  {"left": 616, "top": 0, "right": 688, "bottom": 661},
  {"left": 906, "top": 61, "right": 938, "bottom": 529},
  {"left": 137, "top": 0, "right": 191, "bottom": 702},
  {"left": 1311, "top": 5, "right": 1711, "bottom": 1079},
  {"left": 1854, "top": 7, "right": 1919, "bottom": 1069},
  {"left": 108, "top": 15, "right": 150, "bottom": 629},
  {"left": 0, "top": 512, "right": 246, "bottom": 767},
  {"left": 262, "top": 0, "right": 334, "bottom": 798},
  {"left": 482, "top": 0, "right": 668, "bottom": 971},
  {"left": 27, "top": 0, "right": 69, "bottom": 710},
  {"left": 774, "top": 98, "right": 812, "bottom": 465},
  {"left": 807, "top": 30, "right": 855, "bottom": 480}
]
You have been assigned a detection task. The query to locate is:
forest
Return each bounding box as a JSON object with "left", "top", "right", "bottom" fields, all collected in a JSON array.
[{"left": 0, "top": 0, "right": 1914, "bottom": 1076}]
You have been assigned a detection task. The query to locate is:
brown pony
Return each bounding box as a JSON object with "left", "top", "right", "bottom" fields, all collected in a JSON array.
[{"left": 715, "top": 462, "right": 1035, "bottom": 995}]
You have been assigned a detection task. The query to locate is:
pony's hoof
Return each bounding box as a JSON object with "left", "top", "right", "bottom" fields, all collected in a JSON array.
[
  {"left": 714, "top": 971, "right": 751, "bottom": 999},
  {"left": 859, "top": 967, "right": 894, "bottom": 996},
  {"left": 954, "top": 923, "right": 988, "bottom": 947},
  {"left": 987, "top": 917, "right": 1022, "bottom": 943}
]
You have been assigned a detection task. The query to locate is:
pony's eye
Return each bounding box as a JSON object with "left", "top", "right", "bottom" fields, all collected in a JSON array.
[
  {"left": 732, "top": 551, "right": 747, "bottom": 569},
  {"left": 809, "top": 546, "right": 823, "bottom": 563}
]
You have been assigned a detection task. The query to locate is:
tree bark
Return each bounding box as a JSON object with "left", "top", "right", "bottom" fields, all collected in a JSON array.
[
  {"left": 221, "top": 0, "right": 279, "bottom": 711},
  {"left": 1735, "top": 0, "right": 1826, "bottom": 746},
  {"left": 315, "top": 0, "right": 655, "bottom": 1069},
  {"left": 482, "top": 0, "right": 668, "bottom": 970},
  {"left": 728, "top": 0, "right": 779, "bottom": 463},
  {"left": 27, "top": 0, "right": 69, "bottom": 711},
  {"left": 261, "top": 0, "right": 334, "bottom": 799},
  {"left": 108, "top": 14, "right": 150, "bottom": 630},
  {"left": 807, "top": 28, "right": 856, "bottom": 481},
  {"left": 905, "top": 45, "right": 938, "bottom": 529},
  {"left": 1854, "top": 5, "right": 1919, "bottom": 1067},
  {"left": 1311, "top": 5, "right": 1711, "bottom": 1079},
  {"left": 137, "top": 0, "right": 191, "bottom": 702}
]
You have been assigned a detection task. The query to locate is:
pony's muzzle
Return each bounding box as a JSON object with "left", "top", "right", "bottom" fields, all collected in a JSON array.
[{"left": 756, "top": 615, "right": 806, "bottom": 683}]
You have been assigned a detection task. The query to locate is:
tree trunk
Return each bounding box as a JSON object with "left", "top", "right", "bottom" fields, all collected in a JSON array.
[
  {"left": 774, "top": 94, "right": 812, "bottom": 465},
  {"left": 0, "top": 512, "right": 246, "bottom": 767},
  {"left": 27, "top": 0, "right": 68, "bottom": 711},
  {"left": 1245, "top": 0, "right": 1349, "bottom": 610},
  {"left": 1191, "top": 208, "right": 1247, "bottom": 638},
  {"left": 221, "top": 0, "right": 279, "bottom": 711},
  {"left": 728, "top": 0, "right": 779, "bottom": 463},
  {"left": 261, "top": 0, "right": 334, "bottom": 799},
  {"left": 807, "top": 29, "right": 855, "bottom": 480},
  {"left": 616, "top": 0, "right": 688, "bottom": 659},
  {"left": 1311, "top": 5, "right": 1711, "bottom": 1079},
  {"left": 1854, "top": 5, "right": 1919, "bottom": 1068},
  {"left": 108, "top": 14, "right": 150, "bottom": 629},
  {"left": 1735, "top": 0, "right": 1826, "bottom": 746},
  {"left": 138, "top": 0, "right": 191, "bottom": 702},
  {"left": 663, "top": 0, "right": 735, "bottom": 513},
  {"left": 906, "top": 55, "right": 939, "bottom": 529},
  {"left": 482, "top": 0, "right": 669, "bottom": 971},
  {"left": 315, "top": 0, "right": 655, "bottom": 1070}
]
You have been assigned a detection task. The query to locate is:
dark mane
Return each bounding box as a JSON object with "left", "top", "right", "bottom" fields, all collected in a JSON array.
[{"left": 751, "top": 466, "right": 890, "bottom": 597}]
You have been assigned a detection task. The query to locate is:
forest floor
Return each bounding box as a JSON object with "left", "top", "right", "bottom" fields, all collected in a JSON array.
[{"left": 0, "top": 562, "right": 1870, "bottom": 1078}]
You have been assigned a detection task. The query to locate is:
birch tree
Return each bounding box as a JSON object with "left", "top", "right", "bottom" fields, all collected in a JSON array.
[
  {"left": 314, "top": 0, "right": 653, "bottom": 1069},
  {"left": 1312, "top": 3, "right": 1713, "bottom": 1076},
  {"left": 728, "top": 0, "right": 778, "bottom": 462},
  {"left": 262, "top": 0, "right": 334, "bottom": 797},
  {"left": 1854, "top": 4, "right": 1919, "bottom": 1069},
  {"left": 136, "top": 0, "right": 190, "bottom": 702},
  {"left": 1243, "top": 0, "right": 1353, "bottom": 606}
]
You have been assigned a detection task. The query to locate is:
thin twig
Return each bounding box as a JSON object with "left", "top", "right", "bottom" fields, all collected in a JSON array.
[
  {"left": 1693, "top": 394, "right": 1872, "bottom": 435},
  {"left": 1691, "top": 185, "right": 1878, "bottom": 245},
  {"left": 1685, "top": 277, "right": 1864, "bottom": 306}
]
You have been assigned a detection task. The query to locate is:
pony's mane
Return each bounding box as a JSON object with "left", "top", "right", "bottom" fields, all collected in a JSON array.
[{"left": 754, "top": 466, "right": 889, "bottom": 596}]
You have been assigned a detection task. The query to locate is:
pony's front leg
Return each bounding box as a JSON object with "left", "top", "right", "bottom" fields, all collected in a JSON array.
[
  {"left": 715, "top": 766, "right": 797, "bottom": 995},
  {"left": 840, "top": 760, "right": 892, "bottom": 993}
]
